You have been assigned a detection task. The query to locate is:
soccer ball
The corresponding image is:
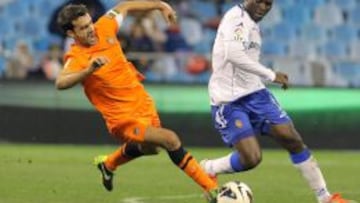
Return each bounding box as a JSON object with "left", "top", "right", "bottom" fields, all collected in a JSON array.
[{"left": 217, "top": 181, "right": 253, "bottom": 203}]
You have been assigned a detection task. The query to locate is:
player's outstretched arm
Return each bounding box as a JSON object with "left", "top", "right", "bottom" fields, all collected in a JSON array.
[
  {"left": 112, "top": 0, "right": 176, "bottom": 24},
  {"left": 55, "top": 57, "right": 109, "bottom": 90}
]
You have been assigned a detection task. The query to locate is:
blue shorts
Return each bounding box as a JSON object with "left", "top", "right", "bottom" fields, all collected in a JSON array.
[{"left": 211, "top": 89, "right": 291, "bottom": 146}]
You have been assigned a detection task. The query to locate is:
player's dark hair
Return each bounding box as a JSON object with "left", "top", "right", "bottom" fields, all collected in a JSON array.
[{"left": 57, "top": 4, "right": 89, "bottom": 33}]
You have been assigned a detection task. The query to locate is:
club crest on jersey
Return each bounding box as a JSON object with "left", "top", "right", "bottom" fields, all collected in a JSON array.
[
  {"left": 235, "top": 120, "right": 243, "bottom": 128},
  {"left": 234, "top": 25, "right": 244, "bottom": 41},
  {"left": 107, "top": 37, "right": 115, "bottom": 45}
]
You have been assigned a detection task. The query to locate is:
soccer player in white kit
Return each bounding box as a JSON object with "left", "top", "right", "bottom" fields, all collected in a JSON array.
[{"left": 201, "top": 0, "right": 354, "bottom": 202}]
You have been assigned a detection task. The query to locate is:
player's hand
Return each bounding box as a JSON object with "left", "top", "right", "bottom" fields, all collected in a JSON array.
[
  {"left": 273, "top": 72, "right": 289, "bottom": 90},
  {"left": 159, "top": 1, "right": 177, "bottom": 25},
  {"left": 89, "top": 56, "right": 109, "bottom": 73}
]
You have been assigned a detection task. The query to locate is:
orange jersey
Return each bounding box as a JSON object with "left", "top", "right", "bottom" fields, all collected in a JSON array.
[{"left": 63, "top": 16, "right": 159, "bottom": 141}]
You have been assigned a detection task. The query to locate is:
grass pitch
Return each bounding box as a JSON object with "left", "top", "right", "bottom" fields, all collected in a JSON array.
[{"left": 0, "top": 144, "right": 359, "bottom": 203}]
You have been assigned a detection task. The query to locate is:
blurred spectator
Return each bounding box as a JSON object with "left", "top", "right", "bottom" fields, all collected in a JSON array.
[
  {"left": 164, "top": 24, "right": 190, "bottom": 52},
  {"left": 180, "top": 15, "right": 203, "bottom": 48},
  {"left": 142, "top": 11, "right": 167, "bottom": 52},
  {"left": 129, "top": 19, "right": 155, "bottom": 52},
  {"left": 117, "top": 31, "right": 131, "bottom": 53},
  {"left": 175, "top": 0, "right": 198, "bottom": 19},
  {"left": 5, "top": 41, "right": 34, "bottom": 80},
  {"left": 185, "top": 54, "right": 209, "bottom": 75},
  {"left": 41, "top": 44, "right": 63, "bottom": 80},
  {"left": 128, "top": 18, "right": 155, "bottom": 73}
]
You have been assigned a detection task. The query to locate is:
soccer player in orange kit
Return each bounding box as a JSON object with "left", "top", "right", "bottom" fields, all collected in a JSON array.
[{"left": 55, "top": 1, "right": 218, "bottom": 202}]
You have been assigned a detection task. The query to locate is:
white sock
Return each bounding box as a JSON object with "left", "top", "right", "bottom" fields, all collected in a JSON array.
[
  {"left": 294, "top": 156, "right": 331, "bottom": 202},
  {"left": 204, "top": 153, "right": 234, "bottom": 176}
]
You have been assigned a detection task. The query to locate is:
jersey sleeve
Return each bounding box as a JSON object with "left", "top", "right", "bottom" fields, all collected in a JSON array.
[
  {"left": 63, "top": 56, "right": 86, "bottom": 73},
  {"left": 221, "top": 12, "right": 247, "bottom": 48},
  {"left": 96, "top": 10, "right": 124, "bottom": 34}
]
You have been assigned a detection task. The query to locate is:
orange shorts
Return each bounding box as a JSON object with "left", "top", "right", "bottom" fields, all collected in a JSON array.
[{"left": 106, "top": 96, "right": 161, "bottom": 143}]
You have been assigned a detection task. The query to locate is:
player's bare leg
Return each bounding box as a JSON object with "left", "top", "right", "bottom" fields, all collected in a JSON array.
[
  {"left": 143, "top": 126, "right": 218, "bottom": 202},
  {"left": 201, "top": 136, "right": 262, "bottom": 178},
  {"left": 270, "top": 122, "right": 354, "bottom": 203}
]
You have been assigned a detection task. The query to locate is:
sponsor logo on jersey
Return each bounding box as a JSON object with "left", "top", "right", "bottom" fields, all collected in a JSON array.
[{"left": 235, "top": 119, "right": 243, "bottom": 128}]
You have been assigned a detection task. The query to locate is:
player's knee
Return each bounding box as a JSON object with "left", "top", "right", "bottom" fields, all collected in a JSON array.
[
  {"left": 140, "top": 144, "right": 161, "bottom": 155},
  {"left": 289, "top": 139, "right": 306, "bottom": 153},
  {"left": 242, "top": 151, "right": 262, "bottom": 170},
  {"left": 276, "top": 129, "right": 305, "bottom": 153},
  {"left": 281, "top": 135, "right": 305, "bottom": 153},
  {"left": 161, "top": 129, "right": 181, "bottom": 151}
]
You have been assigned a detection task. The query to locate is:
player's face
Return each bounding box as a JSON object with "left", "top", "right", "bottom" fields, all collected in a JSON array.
[
  {"left": 68, "top": 13, "right": 97, "bottom": 46},
  {"left": 245, "top": 0, "right": 273, "bottom": 22}
]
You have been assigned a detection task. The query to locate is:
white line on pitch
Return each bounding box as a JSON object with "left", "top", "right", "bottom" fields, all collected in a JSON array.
[{"left": 121, "top": 193, "right": 202, "bottom": 203}]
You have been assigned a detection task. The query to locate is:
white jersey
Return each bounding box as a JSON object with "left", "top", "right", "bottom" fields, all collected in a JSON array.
[{"left": 209, "top": 4, "right": 275, "bottom": 105}]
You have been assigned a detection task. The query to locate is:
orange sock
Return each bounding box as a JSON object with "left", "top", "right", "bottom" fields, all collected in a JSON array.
[
  {"left": 105, "top": 144, "right": 133, "bottom": 171},
  {"left": 178, "top": 153, "right": 218, "bottom": 191}
]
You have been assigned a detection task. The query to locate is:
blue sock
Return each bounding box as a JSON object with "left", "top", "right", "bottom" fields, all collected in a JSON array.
[
  {"left": 230, "top": 151, "right": 244, "bottom": 172},
  {"left": 290, "top": 148, "right": 311, "bottom": 164}
]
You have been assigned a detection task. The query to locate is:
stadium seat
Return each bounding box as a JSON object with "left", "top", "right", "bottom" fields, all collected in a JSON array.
[
  {"left": 314, "top": 3, "right": 344, "bottom": 28},
  {"left": 275, "top": 0, "right": 294, "bottom": 9},
  {"left": 349, "top": 41, "right": 360, "bottom": 59},
  {"left": 348, "top": 6, "right": 360, "bottom": 26},
  {"left": 19, "top": 17, "right": 44, "bottom": 36},
  {"left": 0, "top": 18, "right": 15, "bottom": 37},
  {"left": 100, "top": 0, "right": 118, "bottom": 10},
  {"left": 297, "top": 0, "right": 326, "bottom": 10},
  {"left": 3, "top": 35, "right": 18, "bottom": 51},
  {"left": 180, "top": 17, "right": 203, "bottom": 46},
  {"left": 300, "top": 23, "right": 328, "bottom": 44},
  {"left": 332, "top": 0, "right": 356, "bottom": 12},
  {"left": 333, "top": 62, "right": 360, "bottom": 86},
  {"left": 148, "top": 55, "right": 178, "bottom": 82},
  {"left": 189, "top": 1, "right": 217, "bottom": 21},
  {"left": 261, "top": 5, "right": 282, "bottom": 28},
  {"left": 144, "top": 71, "right": 162, "bottom": 82},
  {"left": 193, "top": 29, "right": 216, "bottom": 54},
  {"left": 283, "top": 6, "right": 312, "bottom": 26},
  {"left": 221, "top": 2, "right": 236, "bottom": 14},
  {"left": 34, "top": 0, "right": 57, "bottom": 17},
  {"left": 33, "top": 34, "right": 62, "bottom": 52},
  {"left": 0, "top": 0, "right": 358, "bottom": 86},
  {"left": 306, "top": 59, "right": 348, "bottom": 87},
  {"left": 0, "top": 56, "right": 5, "bottom": 78},
  {"left": 289, "top": 40, "right": 317, "bottom": 59},
  {"left": 166, "top": 71, "right": 196, "bottom": 83},
  {"left": 319, "top": 41, "right": 348, "bottom": 58},
  {"left": 4, "top": 0, "right": 31, "bottom": 19},
  {"left": 260, "top": 26, "right": 273, "bottom": 42},
  {"left": 272, "top": 58, "right": 313, "bottom": 85},
  {"left": 261, "top": 40, "right": 287, "bottom": 56},
  {"left": 331, "top": 25, "right": 358, "bottom": 43},
  {"left": 272, "top": 22, "right": 298, "bottom": 42},
  {"left": 197, "top": 71, "right": 211, "bottom": 83}
]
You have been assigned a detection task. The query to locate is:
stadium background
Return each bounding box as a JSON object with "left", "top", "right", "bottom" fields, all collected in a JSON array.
[{"left": 0, "top": 0, "right": 359, "bottom": 149}]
